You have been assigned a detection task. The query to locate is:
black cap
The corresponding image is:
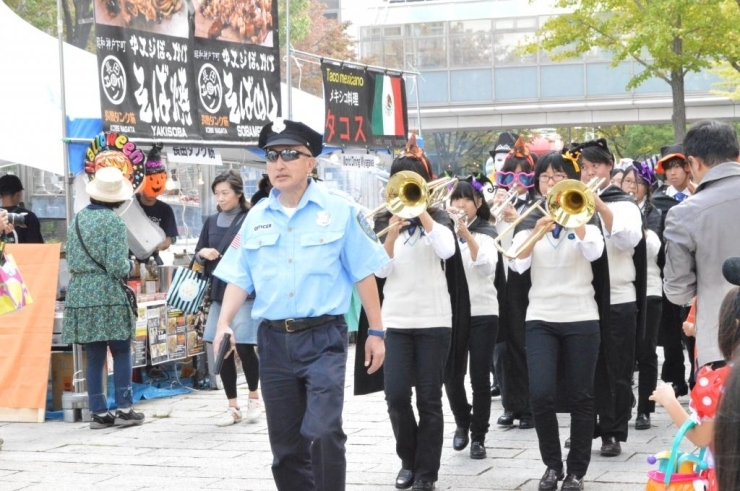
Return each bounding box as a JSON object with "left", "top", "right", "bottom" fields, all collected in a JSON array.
[
  {"left": 0, "top": 174, "right": 23, "bottom": 196},
  {"left": 489, "top": 131, "right": 519, "bottom": 158},
  {"left": 723, "top": 257, "right": 740, "bottom": 286},
  {"left": 258, "top": 118, "right": 323, "bottom": 157}
]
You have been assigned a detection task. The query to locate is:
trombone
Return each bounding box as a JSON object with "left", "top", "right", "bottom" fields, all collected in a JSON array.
[
  {"left": 365, "top": 171, "right": 458, "bottom": 237},
  {"left": 494, "top": 177, "right": 604, "bottom": 259}
]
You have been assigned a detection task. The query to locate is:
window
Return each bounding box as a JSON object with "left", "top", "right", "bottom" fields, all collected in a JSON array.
[
  {"left": 417, "top": 71, "right": 448, "bottom": 103},
  {"left": 450, "top": 33, "right": 492, "bottom": 67},
  {"left": 449, "top": 19, "right": 491, "bottom": 35},
  {"left": 540, "top": 65, "right": 584, "bottom": 98},
  {"left": 385, "top": 26, "right": 403, "bottom": 37},
  {"left": 451, "top": 69, "right": 493, "bottom": 102},
  {"left": 493, "top": 32, "right": 537, "bottom": 66},
  {"left": 494, "top": 67, "right": 539, "bottom": 100},
  {"left": 406, "top": 22, "right": 446, "bottom": 37},
  {"left": 384, "top": 39, "right": 405, "bottom": 70},
  {"left": 360, "top": 40, "right": 383, "bottom": 60},
  {"left": 586, "top": 62, "right": 631, "bottom": 96},
  {"left": 415, "top": 37, "right": 448, "bottom": 69}
]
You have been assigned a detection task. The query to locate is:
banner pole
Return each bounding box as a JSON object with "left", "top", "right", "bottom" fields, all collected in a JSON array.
[
  {"left": 413, "top": 73, "right": 422, "bottom": 137},
  {"left": 57, "top": 0, "right": 85, "bottom": 396},
  {"left": 286, "top": 0, "right": 292, "bottom": 120},
  {"left": 291, "top": 49, "right": 420, "bottom": 76}
]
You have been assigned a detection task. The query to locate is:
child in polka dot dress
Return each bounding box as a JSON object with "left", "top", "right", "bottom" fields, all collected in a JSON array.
[{"left": 649, "top": 286, "right": 740, "bottom": 491}]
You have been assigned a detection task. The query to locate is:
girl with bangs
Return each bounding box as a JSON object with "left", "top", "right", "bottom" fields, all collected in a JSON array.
[
  {"left": 508, "top": 151, "right": 609, "bottom": 491},
  {"left": 443, "top": 175, "right": 506, "bottom": 460}
]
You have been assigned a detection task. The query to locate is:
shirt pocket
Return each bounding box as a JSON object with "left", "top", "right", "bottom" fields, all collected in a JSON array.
[
  {"left": 299, "top": 230, "right": 344, "bottom": 275},
  {"left": 243, "top": 232, "right": 281, "bottom": 277},
  {"left": 243, "top": 232, "right": 280, "bottom": 250}
]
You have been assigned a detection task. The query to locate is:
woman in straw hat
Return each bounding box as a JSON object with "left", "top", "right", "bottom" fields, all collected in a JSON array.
[{"left": 62, "top": 167, "right": 145, "bottom": 429}]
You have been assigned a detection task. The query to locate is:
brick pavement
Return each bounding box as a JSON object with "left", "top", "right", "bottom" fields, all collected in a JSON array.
[{"left": 0, "top": 347, "right": 697, "bottom": 491}]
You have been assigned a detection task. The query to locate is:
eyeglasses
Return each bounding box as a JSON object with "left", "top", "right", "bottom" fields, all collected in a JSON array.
[
  {"left": 265, "top": 149, "right": 312, "bottom": 162},
  {"left": 495, "top": 171, "right": 535, "bottom": 189},
  {"left": 622, "top": 178, "right": 647, "bottom": 187},
  {"left": 538, "top": 173, "right": 567, "bottom": 183}
]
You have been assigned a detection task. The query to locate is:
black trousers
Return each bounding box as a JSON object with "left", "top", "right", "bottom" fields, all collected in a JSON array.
[
  {"left": 595, "top": 302, "right": 637, "bottom": 442},
  {"left": 502, "top": 313, "right": 531, "bottom": 416},
  {"left": 220, "top": 343, "right": 260, "bottom": 399},
  {"left": 445, "top": 315, "right": 498, "bottom": 440},
  {"left": 385, "top": 327, "right": 451, "bottom": 483},
  {"left": 660, "top": 298, "right": 696, "bottom": 388},
  {"left": 526, "top": 320, "right": 600, "bottom": 478},
  {"left": 636, "top": 297, "right": 662, "bottom": 414}
]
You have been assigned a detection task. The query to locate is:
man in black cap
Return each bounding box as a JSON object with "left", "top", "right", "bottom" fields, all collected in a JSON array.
[
  {"left": 652, "top": 143, "right": 696, "bottom": 397},
  {"left": 0, "top": 174, "right": 44, "bottom": 243},
  {"left": 212, "top": 118, "right": 390, "bottom": 491}
]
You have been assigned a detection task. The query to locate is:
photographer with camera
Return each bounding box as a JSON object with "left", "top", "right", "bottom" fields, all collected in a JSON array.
[{"left": 0, "top": 175, "right": 43, "bottom": 244}]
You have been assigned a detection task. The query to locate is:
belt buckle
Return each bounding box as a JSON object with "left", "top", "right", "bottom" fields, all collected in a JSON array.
[{"left": 284, "top": 318, "right": 295, "bottom": 333}]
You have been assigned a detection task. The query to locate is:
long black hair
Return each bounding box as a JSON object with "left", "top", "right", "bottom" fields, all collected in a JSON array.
[
  {"left": 449, "top": 175, "right": 492, "bottom": 223},
  {"left": 211, "top": 170, "right": 248, "bottom": 212}
]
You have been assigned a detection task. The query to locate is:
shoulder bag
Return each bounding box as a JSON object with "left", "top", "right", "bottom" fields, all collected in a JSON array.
[{"left": 74, "top": 216, "right": 138, "bottom": 316}]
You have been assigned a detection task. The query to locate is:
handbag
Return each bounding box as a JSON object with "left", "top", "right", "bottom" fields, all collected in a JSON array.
[
  {"left": 170, "top": 210, "right": 247, "bottom": 316},
  {"left": 74, "top": 216, "right": 138, "bottom": 316},
  {"left": 0, "top": 240, "right": 33, "bottom": 316}
]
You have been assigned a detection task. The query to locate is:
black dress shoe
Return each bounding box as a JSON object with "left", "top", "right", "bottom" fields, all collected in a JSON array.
[
  {"left": 395, "top": 468, "right": 414, "bottom": 489},
  {"left": 491, "top": 384, "right": 501, "bottom": 398},
  {"left": 564, "top": 437, "right": 570, "bottom": 449},
  {"left": 538, "top": 467, "right": 564, "bottom": 491},
  {"left": 672, "top": 383, "right": 689, "bottom": 398},
  {"left": 600, "top": 436, "right": 621, "bottom": 457},
  {"left": 561, "top": 474, "right": 584, "bottom": 490},
  {"left": 470, "top": 440, "right": 486, "bottom": 459},
  {"left": 497, "top": 411, "right": 515, "bottom": 426},
  {"left": 453, "top": 426, "right": 469, "bottom": 451},
  {"left": 635, "top": 413, "right": 651, "bottom": 430},
  {"left": 412, "top": 480, "right": 435, "bottom": 490},
  {"left": 519, "top": 413, "right": 534, "bottom": 429}
]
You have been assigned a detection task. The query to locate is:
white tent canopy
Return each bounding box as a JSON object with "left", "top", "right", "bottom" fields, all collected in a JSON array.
[{"left": 0, "top": 0, "right": 325, "bottom": 174}]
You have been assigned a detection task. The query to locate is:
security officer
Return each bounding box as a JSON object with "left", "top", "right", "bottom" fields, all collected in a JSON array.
[{"left": 213, "top": 118, "right": 389, "bottom": 491}]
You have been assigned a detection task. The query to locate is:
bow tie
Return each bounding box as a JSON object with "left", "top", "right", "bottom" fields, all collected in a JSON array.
[{"left": 675, "top": 192, "right": 687, "bottom": 202}]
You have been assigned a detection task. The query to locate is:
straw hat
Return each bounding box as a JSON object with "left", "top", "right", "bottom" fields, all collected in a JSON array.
[{"left": 86, "top": 167, "right": 134, "bottom": 202}]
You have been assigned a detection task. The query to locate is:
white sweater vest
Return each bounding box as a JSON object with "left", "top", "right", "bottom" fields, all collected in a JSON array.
[{"left": 459, "top": 232, "right": 499, "bottom": 317}]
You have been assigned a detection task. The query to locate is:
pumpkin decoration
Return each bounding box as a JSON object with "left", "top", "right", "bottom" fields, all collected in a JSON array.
[{"left": 141, "top": 143, "right": 167, "bottom": 199}]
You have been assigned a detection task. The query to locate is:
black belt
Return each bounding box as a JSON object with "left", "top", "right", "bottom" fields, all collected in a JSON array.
[{"left": 265, "top": 314, "right": 343, "bottom": 333}]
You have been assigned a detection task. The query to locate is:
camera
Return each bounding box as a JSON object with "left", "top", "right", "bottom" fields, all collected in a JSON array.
[{"left": 3, "top": 212, "right": 27, "bottom": 227}]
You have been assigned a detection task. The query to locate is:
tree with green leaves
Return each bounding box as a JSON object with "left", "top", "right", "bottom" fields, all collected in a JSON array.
[
  {"left": 7, "top": 0, "right": 95, "bottom": 50},
  {"left": 526, "top": 0, "right": 738, "bottom": 141}
]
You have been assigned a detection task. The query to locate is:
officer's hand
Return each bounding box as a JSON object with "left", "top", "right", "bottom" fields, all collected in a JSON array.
[
  {"left": 364, "top": 335, "right": 385, "bottom": 374},
  {"left": 213, "top": 325, "right": 235, "bottom": 358}
]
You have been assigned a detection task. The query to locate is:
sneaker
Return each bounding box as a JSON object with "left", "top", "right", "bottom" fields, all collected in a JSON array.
[
  {"left": 216, "top": 406, "right": 243, "bottom": 427},
  {"left": 244, "top": 398, "right": 263, "bottom": 423},
  {"left": 114, "top": 408, "right": 145, "bottom": 427},
  {"left": 90, "top": 412, "right": 116, "bottom": 429}
]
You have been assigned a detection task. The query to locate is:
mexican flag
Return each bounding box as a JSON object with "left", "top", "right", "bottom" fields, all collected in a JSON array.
[{"left": 371, "top": 74, "right": 406, "bottom": 137}]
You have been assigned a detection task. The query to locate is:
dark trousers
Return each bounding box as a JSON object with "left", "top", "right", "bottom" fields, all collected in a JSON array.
[
  {"left": 385, "top": 327, "right": 451, "bottom": 483},
  {"left": 502, "top": 315, "right": 531, "bottom": 416},
  {"left": 86, "top": 338, "right": 133, "bottom": 414},
  {"left": 526, "top": 320, "right": 600, "bottom": 478},
  {"left": 595, "top": 302, "right": 637, "bottom": 442},
  {"left": 258, "top": 321, "right": 348, "bottom": 491},
  {"left": 220, "top": 343, "right": 260, "bottom": 399},
  {"left": 636, "top": 297, "right": 662, "bottom": 414},
  {"left": 444, "top": 316, "right": 498, "bottom": 440},
  {"left": 660, "top": 298, "right": 696, "bottom": 388}
]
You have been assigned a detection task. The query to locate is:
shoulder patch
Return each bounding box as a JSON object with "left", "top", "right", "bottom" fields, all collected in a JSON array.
[{"left": 356, "top": 210, "right": 378, "bottom": 242}]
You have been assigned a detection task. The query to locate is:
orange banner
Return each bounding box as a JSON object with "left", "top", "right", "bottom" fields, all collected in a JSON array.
[{"left": 0, "top": 244, "right": 60, "bottom": 422}]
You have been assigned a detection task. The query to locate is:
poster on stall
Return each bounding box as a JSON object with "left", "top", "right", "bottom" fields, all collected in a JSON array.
[
  {"left": 186, "top": 313, "right": 205, "bottom": 356},
  {"left": 192, "top": 0, "right": 281, "bottom": 140},
  {"left": 93, "top": 1, "right": 199, "bottom": 140},
  {"left": 166, "top": 308, "right": 188, "bottom": 361},
  {"left": 132, "top": 307, "right": 148, "bottom": 368},
  {"left": 144, "top": 301, "right": 169, "bottom": 364},
  {"left": 321, "top": 62, "right": 372, "bottom": 148}
]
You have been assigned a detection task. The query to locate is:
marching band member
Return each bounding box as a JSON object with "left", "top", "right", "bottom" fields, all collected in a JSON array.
[
  {"left": 620, "top": 162, "right": 663, "bottom": 430},
  {"left": 444, "top": 175, "right": 506, "bottom": 460},
  {"left": 374, "top": 141, "right": 470, "bottom": 491},
  {"left": 577, "top": 139, "right": 646, "bottom": 457},
  {"left": 509, "top": 151, "right": 608, "bottom": 491}
]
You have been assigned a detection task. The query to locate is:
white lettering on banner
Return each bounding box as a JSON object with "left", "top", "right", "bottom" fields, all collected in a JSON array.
[
  {"left": 153, "top": 64, "right": 172, "bottom": 124},
  {"left": 101, "top": 55, "right": 127, "bottom": 105},
  {"left": 341, "top": 154, "right": 375, "bottom": 169},
  {"left": 237, "top": 125, "right": 262, "bottom": 137},
  {"left": 134, "top": 63, "right": 153, "bottom": 123},
  {"left": 224, "top": 74, "right": 278, "bottom": 124},
  {"left": 171, "top": 68, "right": 193, "bottom": 126},
  {"left": 151, "top": 126, "right": 188, "bottom": 137},
  {"left": 166, "top": 147, "right": 223, "bottom": 166}
]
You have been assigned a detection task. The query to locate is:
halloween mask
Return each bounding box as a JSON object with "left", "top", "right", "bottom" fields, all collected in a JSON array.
[{"left": 142, "top": 144, "right": 166, "bottom": 199}]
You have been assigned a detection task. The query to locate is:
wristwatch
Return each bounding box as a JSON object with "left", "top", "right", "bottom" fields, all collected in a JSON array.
[{"left": 367, "top": 329, "right": 386, "bottom": 340}]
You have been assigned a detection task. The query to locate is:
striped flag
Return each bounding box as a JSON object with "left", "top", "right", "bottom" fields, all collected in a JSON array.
[
  {"left": 230, "top": 233, "right": 241, "bottom": 249},
  {"left": 371, "top": 74, "right": 406, "bottom": 137}
]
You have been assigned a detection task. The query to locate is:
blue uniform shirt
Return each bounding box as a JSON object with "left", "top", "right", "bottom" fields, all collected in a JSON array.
[{"left": 214, "top": 179, "right": 390, "bottom": 320}]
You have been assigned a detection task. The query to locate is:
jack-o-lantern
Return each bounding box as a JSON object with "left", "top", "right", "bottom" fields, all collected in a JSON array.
[{"left": 142, "top": 144, "right": 166, "bottom": 199}]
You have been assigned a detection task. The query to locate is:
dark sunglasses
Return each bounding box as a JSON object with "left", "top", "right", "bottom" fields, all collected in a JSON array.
[{"left": 265, "top": 149, "right": 312, "bottom": 162}]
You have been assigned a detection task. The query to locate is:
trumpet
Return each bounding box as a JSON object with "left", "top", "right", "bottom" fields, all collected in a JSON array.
[
  {"left": 447, "top": 208, "right": 468, "bottom": 233},
  {"left": 494, "top": 177, "right": 604, "bottom": 259},
  {"left": 365, "top": 171, "right": 458, "bottom": 237},
  {"left": 489, "top": 188, "right": 519, "bottom": 223}
]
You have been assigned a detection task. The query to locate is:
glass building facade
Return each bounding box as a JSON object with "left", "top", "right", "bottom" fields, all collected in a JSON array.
[{"left": 357, "top": 15, "right": 720, "bottom": 105}]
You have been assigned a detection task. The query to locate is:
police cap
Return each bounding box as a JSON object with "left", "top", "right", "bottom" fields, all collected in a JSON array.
[{"left": 258, "top": 118, "right": 323, "bottom": 157}]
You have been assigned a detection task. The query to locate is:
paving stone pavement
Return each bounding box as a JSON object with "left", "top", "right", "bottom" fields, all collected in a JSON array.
[{"left": 0, "top": 347, "right": 697, "bottom": 491}]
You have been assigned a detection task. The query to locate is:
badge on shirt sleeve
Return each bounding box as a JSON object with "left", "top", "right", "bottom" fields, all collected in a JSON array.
[
  {"left": 316, "top": 211, "right": 332, "bottom": 227},
  {"left": 356, "top": 210, "right": 378, "bottom": 242},
  {"left": 568, "top": 233, "right": 575, "bottom": 240}
]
